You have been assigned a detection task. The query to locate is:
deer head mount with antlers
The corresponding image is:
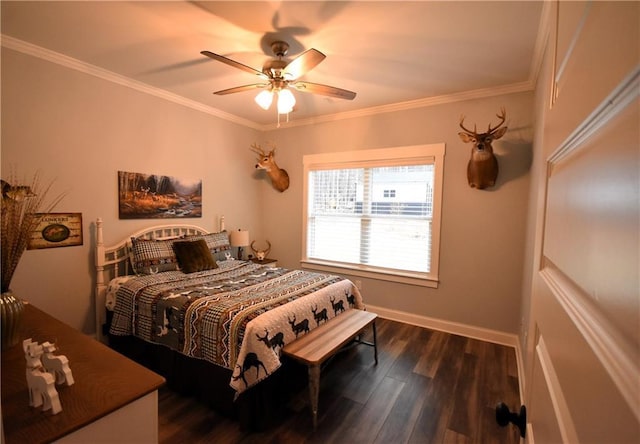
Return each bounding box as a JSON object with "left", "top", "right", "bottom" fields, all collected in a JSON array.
[
  {"left": 250, "top": 143, "right": 290, "bottom": 192},
  {"left": 250, "top": 240, "right": 271, "bottom": 261},
  {"left": 458, "top": 107, "right": 508, "bottom": 189}
]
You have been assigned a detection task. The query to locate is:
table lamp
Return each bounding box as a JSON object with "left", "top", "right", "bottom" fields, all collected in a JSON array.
[{"left": 229, "top": 229, "right": 249, "bottom": 260}]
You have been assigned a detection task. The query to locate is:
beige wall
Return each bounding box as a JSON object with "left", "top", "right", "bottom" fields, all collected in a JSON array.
[
  {"left": 1, "top": 48, "right": 262, "bottom": 332},
  {"left": 263, "top": 92, "right": 534, "bottom": 334},
  {"left": 2, "top": 46, "right": 534, "bottom": 336}
]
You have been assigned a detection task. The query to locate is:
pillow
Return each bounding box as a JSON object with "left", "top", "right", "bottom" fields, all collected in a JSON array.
[
  {"left": 173, "top": 239, "right": 218, "bottom": 273},
  {"left": 183, "top": 231, "right": 231, "bottom": 261},
  {"left": 130, "top": 237, "right": 181, "bottom": 275}
]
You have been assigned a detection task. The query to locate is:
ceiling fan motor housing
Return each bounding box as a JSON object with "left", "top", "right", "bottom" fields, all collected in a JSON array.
[
  {"left": 262, "top": 59, "right": 288, "bottom": 78},
  {"left": 263, "top": 41, "right": 290, "bottom": 78},
  {"left": 271, "top": 41, "right": 289, "bottom": 57}
]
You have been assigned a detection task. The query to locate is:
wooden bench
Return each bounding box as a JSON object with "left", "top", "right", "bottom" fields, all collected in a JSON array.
[{"left": 282, "top": 309, "right": 378, "bottom": 429}]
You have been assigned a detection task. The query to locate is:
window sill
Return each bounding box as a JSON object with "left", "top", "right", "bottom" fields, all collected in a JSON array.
[{"left": 300, "top": 260, "right": 439, "bottom": 288}]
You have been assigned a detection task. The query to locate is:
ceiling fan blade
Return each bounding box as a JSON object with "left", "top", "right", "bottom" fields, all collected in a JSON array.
[
  {"left": 291, "top": 81, "right": 356, "bottom": 100},
  {"left": 214, "top": 84, "right": 269, "bottom": 95},
  {"left": 283, "top": 49, "right": 326, "bottom": 80},
  {"left": 201, "top": 50, "right": 267, "bottom": 78}
]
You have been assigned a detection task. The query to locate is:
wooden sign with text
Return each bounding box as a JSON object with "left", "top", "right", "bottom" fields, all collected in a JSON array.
[{"left": 28, "top": 213, "right": 83, "bottom": 250}]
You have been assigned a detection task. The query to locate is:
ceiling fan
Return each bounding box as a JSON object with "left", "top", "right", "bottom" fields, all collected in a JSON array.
[{"left": 201, "top": 41, "right": 356, "bottom": 113}]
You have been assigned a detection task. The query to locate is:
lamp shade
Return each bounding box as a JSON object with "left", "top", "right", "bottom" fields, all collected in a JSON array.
[
  {"left": 277, "top": 89, "right": 296, "bottom": 114},
  {"left": 255, "top": 90, "right": 273, "bottom": 110},
  {"left": 229, "top": 229, "right": 250, "bottom": 247}
]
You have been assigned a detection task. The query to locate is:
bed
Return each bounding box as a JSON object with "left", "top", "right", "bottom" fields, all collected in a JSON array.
[{"left": 94, "top": 218, "right": 365, "bottom": 430}]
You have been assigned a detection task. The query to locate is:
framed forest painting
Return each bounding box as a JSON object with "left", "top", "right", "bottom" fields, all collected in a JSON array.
[{"left": 118, "top": 171, "right": 202, "bottom": 219}]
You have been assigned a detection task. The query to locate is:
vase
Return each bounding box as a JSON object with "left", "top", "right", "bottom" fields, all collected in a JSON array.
[{"left": 1, "top": 289, "right": 25, "bottom": 350}]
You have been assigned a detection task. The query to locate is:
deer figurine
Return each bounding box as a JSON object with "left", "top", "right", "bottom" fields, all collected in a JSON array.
[
  {"left": 41, "top": 341, "right": 74, "bottom": 386},
  {"left": 250, "top": 143, "right": 290, "bottom": 192},
  {"left": 23, "top": 339, "right": 62, "bottom": 414},
  {"left": 458, "top": 107, "right": 508, "bottom": 189}
]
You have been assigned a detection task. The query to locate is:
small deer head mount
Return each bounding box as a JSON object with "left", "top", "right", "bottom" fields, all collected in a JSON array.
[
  {"left": 458, "top": 107, "right": 508, "bottom": 189},
  {"left": 250, "top": 143, "right": 290, "bottom": 192},
  {"left": 250, "top": 240, "right": 271, "bottom": 261}
]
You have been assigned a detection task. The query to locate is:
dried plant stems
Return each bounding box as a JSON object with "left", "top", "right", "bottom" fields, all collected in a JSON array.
[{"left": 1, "top": 171, "right": 64, "bottom": 293}]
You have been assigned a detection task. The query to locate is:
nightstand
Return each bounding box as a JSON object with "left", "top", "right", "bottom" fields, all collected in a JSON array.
[{"left": 251, "top": 258, "right": 278, "bottom": 267}]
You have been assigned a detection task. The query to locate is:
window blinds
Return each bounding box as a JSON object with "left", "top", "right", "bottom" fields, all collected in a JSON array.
[{"left": 307, "top": 164, "right": 434, "bottom": 274}]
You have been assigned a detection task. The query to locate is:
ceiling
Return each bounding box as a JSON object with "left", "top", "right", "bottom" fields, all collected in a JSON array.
[{"left": 1, "top": 1, "right": 544, "bottom": 129}]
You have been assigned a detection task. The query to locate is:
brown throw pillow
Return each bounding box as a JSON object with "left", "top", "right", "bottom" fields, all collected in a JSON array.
[{"left": 173, "top": 239, "right": 218, "bottom": 273}]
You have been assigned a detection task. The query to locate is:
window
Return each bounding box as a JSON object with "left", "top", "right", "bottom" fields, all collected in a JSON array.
[{"left": 302, "top": 144, "right": 445, "bottom": 287}]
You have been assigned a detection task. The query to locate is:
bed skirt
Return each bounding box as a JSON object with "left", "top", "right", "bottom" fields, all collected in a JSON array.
[{"left": 108, "top": 334, "right": 308, "bottom": 431}]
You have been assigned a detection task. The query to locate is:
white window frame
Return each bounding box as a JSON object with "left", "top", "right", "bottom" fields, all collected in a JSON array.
[{"left": 301, "top": 143, "right": 445, "bottom": 288}]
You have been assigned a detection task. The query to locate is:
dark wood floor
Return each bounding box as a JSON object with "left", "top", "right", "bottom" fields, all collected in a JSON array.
[{"left": 158, "top": 318, "right": 521, "bottom": 443}]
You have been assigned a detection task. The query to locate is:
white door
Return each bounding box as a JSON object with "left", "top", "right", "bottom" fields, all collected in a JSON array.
[{"left": 525, "top": 2, "right": 639, "bottom": 443}]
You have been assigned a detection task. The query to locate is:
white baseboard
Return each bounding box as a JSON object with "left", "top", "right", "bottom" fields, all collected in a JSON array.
[
  {"left": 366, "top": 304, "right": 519, "bottom": 347},
  {"left": 366, "top": 304, "right": 526, "bottom": 404}
]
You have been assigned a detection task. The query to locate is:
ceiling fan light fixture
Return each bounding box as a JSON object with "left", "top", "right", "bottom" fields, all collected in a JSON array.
[
  {"left": 203, "top": 41, "right": 355, "bottom": 125},
  {"left": 255, "top": 89, "right": 274, "bottom": 110},
  {"left": 277, "top": 88, "right": 296, "bottom": 114}
]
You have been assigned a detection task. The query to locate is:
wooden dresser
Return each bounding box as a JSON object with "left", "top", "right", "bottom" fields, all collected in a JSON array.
[{"left": 1, "top": 303, "right": 165, "bottom": 443}]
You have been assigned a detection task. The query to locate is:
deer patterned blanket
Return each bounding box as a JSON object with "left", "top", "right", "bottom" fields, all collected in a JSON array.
[{"left": 109, "top": 260, "right": 364, "bottom": 395}]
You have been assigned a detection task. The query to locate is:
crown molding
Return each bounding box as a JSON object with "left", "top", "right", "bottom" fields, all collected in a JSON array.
[
  {"left": 0, "top": 34, "right": 263, "bottom": 130},
  {"left": 2, "top": 34, "right": 535, "bottom": 132},
  {"left": 269, "top": 80, "right": 535, "bottom": 130}
]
